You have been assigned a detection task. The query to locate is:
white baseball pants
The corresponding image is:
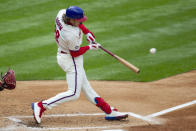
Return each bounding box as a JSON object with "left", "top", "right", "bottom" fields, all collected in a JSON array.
[{"left": 42, "top": 52, "right": 100, "bottom": 109}]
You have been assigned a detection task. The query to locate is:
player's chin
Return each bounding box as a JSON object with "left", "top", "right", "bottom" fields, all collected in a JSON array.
[{"left": 74, "top": 23, "right": 80, "bottom": 27}]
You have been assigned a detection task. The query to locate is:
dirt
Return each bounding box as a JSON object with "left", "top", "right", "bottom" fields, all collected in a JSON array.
[{"left": 0, "top": 70, "right": 196, "bottom": 131}]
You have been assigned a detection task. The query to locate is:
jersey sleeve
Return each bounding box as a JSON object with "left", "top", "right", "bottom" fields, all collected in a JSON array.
[
  {"left": 79, "top": 24, "right": 90, "bottom": 34},
  {"left": 70, "top": 46, "right": 90, "bottom": 57}
]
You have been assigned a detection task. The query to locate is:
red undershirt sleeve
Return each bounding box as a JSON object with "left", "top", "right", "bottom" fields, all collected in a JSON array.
[
  {"left": 79, "top": 24, "right": 90, "bottom": 34},
  {"left": 69, "top": 46, "right": 90, "bottom": 57}
]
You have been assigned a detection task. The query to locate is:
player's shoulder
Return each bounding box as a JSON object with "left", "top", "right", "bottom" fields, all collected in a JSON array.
[
  {"left": 57, "top": 9, "right": 66, "bottom": 15},
  {"left": 56, "top": 9, "right": 66, "bottom": 19},
  {"left": 63, "top": 25, "right": 79, "bottom": 33},
  {"left": 61, "top": 24, "right": 80, "bottom": 36},
  {"left": 61, "top": 27, "right": 79, "bottom": 41}
]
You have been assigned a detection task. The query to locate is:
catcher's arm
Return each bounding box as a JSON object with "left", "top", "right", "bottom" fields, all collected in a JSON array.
[{"left": 0, "top": 81, "right": 4, "bottom": 91}]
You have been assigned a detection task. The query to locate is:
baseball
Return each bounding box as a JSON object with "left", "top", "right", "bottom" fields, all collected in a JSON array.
[{"left": 150, "top": 48, "right": 156, "bottom": 54}]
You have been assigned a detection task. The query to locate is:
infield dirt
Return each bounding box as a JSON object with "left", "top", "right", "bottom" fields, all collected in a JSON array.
[{"left": 0, "top": 70, "right": 196, "bottom": 131}]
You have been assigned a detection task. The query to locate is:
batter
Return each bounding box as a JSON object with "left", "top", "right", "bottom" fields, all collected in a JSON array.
[{"left": 32, "top": 6, "right": 128, "bottom": 124}]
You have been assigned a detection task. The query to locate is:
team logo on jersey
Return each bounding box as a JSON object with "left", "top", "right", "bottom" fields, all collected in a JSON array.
[
  {"left": 56, "top": 18, "right": 63, "bottom": 30},
  {"left": 75, "top": 46, "right": 80, "bottom": 50}
]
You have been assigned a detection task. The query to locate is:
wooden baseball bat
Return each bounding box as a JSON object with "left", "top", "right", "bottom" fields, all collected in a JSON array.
[{"left": 99, "top": 46, "right": 140, "bottom": 74}]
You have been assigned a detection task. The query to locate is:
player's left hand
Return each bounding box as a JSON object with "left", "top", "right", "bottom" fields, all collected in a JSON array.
[
  {"left": 89, "top": 43, "right": 101, "bottom": 50},
  {"left": 95, "top": 42, "right": 101, "bottom": 47},
  {"left": 86, "top": 32, "right": 95, "bottom": 44}
]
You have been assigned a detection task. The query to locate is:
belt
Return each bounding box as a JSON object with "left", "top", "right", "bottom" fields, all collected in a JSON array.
[{"left": 60, "top": 51, "right": 68, "bottom": 54}]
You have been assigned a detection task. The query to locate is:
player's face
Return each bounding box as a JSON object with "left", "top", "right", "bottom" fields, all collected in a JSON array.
[{"left": 70, "top": 19, "right": 80, "bottom": 27}]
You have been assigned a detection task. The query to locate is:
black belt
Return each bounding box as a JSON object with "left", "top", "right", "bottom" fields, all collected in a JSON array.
[{"left": 61, "top": 51, "right": 68, "bottom": 54}]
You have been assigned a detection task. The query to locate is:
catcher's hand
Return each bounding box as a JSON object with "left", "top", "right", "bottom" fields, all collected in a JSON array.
[{"left": 1, "top": 69, "right": 16, "bottom": 90}]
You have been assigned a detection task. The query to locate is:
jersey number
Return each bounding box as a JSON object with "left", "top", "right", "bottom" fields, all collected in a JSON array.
[{"left": 55, "top": 25, "right": 60, "bottom": 44}]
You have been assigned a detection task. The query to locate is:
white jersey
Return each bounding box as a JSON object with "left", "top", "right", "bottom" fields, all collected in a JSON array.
[{"left": 55, "top": 9, "right": 83, "bottom": 53}]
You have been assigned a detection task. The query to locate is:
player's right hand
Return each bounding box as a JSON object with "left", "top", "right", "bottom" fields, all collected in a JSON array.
[
  {"left": 89, "top": 43, "right": 101, "bottom": 50},
  {"left": 86, "top": 32, "right": 95, "bottom": 44}
]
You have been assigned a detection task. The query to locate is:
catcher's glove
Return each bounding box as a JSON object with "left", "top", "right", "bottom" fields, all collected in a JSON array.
[{"left": 1, "top": 69, "right": 16, "bottom": 90}]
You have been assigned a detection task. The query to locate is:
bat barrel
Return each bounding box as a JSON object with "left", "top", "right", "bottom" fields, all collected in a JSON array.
[
  {"left": 99, "top": 46, "right": 140, "bottom": 74},
  {"left": 114, "top": 55, "right": 140, "bottom": 73}
]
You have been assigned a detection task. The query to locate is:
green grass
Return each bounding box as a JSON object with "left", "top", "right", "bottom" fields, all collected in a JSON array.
[{"left": 0, "top": 0, "right": 195, "bottom": 81}]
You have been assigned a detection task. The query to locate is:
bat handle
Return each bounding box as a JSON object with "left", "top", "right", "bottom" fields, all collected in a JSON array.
[
  {"left": 99, "top": 46, "right": 115, "bottom": 57},
  {"left": 92, "top": 42, "right": 114, "bottom": 56}
]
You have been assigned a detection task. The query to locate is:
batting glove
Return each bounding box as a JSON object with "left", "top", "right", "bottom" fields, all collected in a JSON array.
[
  {"left": 89, "top": 43, "right": 101, "bottom": 50},
  {"left": 86, "top": 32, "right": 95, "bottom": 44}
]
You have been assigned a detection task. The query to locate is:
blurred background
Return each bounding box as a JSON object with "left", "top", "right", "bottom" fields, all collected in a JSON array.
[{"left": 0, "top": 0, "right": 195, "bottom": 81}]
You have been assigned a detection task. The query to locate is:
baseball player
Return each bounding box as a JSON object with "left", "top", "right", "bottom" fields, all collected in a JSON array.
[{"left": 32, "top": 6, "right": 128, "bottom": 124}]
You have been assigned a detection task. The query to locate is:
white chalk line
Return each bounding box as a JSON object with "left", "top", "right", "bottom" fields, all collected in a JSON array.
[
  {"left": 7, "top": 112, "right": 157, "bottom": 123},
  {"left": 146, "top": 99, "right": 196, "bottom": 118},
  {"left": 2, "top": 112, "right": 154, "bottom": 131},
  {"left": 8, "top": 112, "right": 105, "bottom": 119},
  {"left": 0, "top": 124, "right": 129, "bottom": 131},
  {"left": 102, "top": 129, "right": 125, "bottom": 131},
  {"left": 8, "top": 112, "right": 157, "bottom": 123},
  {"left": 127, "top": 112, "right": 160, "bottom": 124},
  {"left": 4, "top": 99, "right": 196, "bottom": 131}
]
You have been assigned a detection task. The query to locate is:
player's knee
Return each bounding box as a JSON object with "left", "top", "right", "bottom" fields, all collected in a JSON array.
[
  {"left": 75, "top": 93, "right": 80, "bottom": 100},
  {"left": 71, "top": 91, "right": 80, "bottom": 100}
]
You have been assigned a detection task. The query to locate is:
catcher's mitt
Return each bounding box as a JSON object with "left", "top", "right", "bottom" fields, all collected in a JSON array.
[{"left": 1, "top": 69, "right": 16, "bottom": 90}]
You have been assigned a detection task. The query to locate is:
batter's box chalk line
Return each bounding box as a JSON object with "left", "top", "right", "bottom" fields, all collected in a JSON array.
[
  {"left": 2, "top": 112, "right": 159, "bottom": 131},
  {"left": 146, "top": 100, "right": 196, "bottom": 118},
  {"left": 2, "top": 100, "right": 196, "bottom": 130}
]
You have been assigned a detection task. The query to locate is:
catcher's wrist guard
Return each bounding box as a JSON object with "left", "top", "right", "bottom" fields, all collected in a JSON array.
[{"left": 1, "top": 69, "right": 16, "bottom": 90}]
